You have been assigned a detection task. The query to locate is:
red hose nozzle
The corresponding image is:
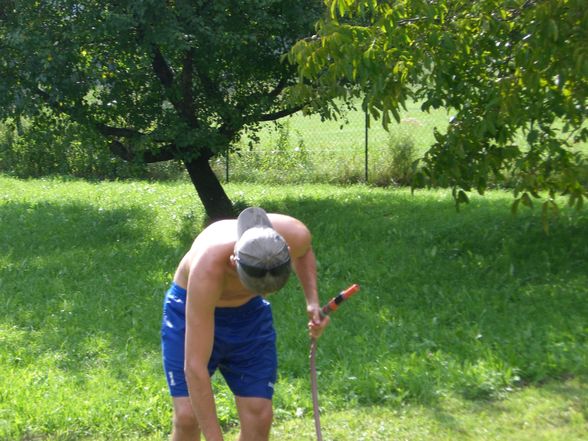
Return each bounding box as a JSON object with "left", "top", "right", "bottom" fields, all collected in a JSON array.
[{"left": 320, "top": 284, "right": 361, "bottom": 318}]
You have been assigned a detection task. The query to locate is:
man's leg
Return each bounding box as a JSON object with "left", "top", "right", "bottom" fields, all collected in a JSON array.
[
  {"left": 171, "top": 396, "right": 200, "bottom": 441},
  {"left": 162, "top": 284, "right": 199, "bottom": 440},
  {"left": 234, "top": 396, "right": 273, "bottom": 441}
]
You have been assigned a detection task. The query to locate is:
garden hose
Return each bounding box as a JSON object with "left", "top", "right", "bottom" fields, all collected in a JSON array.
[{"left": 310, "top": 284, "right": 361, "bottom": 441}]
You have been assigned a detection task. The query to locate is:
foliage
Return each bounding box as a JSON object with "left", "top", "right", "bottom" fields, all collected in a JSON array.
[
  {"left": 0, "top": 0, "right": 323, "bottom": 218},
  {"left": 374, "top": 132, "right": 417, "bottom": 186},
  {"left": 213, "top": 113, "right": 424, "bottom": 186},
  {"left": 214, "top": 121, "right": 314, "bottom": 184},
  {"left": 212, "top": 125, "right": 419, "bottom": 186},
  {"left": 250, "top": 121, "right": 313, "bottom": 182},
  {"left": 0, "top": 115, "right": 139, "bottom": 178},
  {"left": 288, "top": 0, "right": 588, "bottom": 213},
  {"left": 1, "top": 176, "right": 587, "bottom": 439},
  {"left": 0, "top": 116, "right": 186, "bottom": 180},
  {"left": 1, "top": 95, "right": 441, "bottom": 186}
]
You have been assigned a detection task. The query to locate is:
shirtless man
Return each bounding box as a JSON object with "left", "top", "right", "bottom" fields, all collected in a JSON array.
[{"left": 161, "top": 207, "right": 329, "bottom": 441}]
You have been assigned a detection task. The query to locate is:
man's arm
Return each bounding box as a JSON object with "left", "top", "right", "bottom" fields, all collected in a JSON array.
[
  {"left": 284, "top": 220, "right": 330, "bottom": 339},
  {"left": 293, "top": 243, "right": 330, "bottom": 339},
  {"left": 184, "top": 257, "right": 224, "bottom": 441}
]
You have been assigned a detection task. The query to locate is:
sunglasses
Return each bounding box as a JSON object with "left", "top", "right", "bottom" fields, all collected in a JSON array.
[{"left": 236, "top": 257, "right": 291, "bottom": 279}]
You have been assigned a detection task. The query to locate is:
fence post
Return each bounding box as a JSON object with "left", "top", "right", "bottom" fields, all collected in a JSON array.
[
  {"left": 365, "top": 109, "right": 369, "bottom": 183},
  {"left": 225, "top": 147, "right": 230, "bottom": 183}
]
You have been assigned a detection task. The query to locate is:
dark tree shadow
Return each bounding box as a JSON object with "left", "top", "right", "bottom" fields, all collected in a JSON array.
[{"left": 1, "top": 200, "right": 176, "bottom": 383}]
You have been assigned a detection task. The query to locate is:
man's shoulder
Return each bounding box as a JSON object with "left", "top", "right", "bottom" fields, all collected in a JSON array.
[
  {"left": 187, "top": 220, "right": 237, "bottom": 260},
  {"left": 204, "top": 213, "right": 306, "bottom": 237},
  {"left": 268, "top": 213, "right": 304, "bottom": 227},
  {"left": 269, "top": 213, "right": 307, "bottom": 231},
  {"left": 200, "top": 219, "right": 238, "bottom": 241},
  {"left": 267, "top": 213, "right": 311, "bottom": 254}
]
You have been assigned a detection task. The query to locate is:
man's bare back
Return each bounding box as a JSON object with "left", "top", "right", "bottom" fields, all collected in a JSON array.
[{"left": 172, "top": 213, "right": 312, "bottom": 307}]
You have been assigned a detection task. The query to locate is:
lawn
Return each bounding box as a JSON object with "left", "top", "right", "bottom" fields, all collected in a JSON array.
[
  {"left": 246, "top": 99, "right": 451, "bottom": 153},
  {"left": 244, "top": 99, "right": 588, "bottom": 156},
  {"left": 1, "top": 176, "right": 587, "bottom": 440}
]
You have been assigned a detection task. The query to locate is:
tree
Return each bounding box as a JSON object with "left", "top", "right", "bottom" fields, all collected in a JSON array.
[
  {"left": 289, "top": 0, "right": 588, "bottom": 212},
  {"left": 0, "top": 0, "right": 323, "bottom": 220}
]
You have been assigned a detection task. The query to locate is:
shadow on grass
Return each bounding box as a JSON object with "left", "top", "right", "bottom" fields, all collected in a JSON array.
[{"left": 0, "top": 200, "right": 174, "bottom": 381}]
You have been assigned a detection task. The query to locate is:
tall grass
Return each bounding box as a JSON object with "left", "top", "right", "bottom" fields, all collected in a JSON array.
[
  {"left": 213, "top": 121, "right": 420, "bottom": 186},
  {"left": 1, "top": 176, "right": 587, "bottom": 440}
]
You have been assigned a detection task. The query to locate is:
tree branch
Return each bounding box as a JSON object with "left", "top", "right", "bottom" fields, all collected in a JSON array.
[
  {"left": 257, "top": 105, "right": 303, "bottom": 122},
  {"left": 152, "top": 46, "right": 174, "bottom": 89},
  {"left": 151, "top": 44, "right": 200, "bottom": 127},
  {"left": 96, "top": 122, "right": 179, "bottom": 163},
  {"left": 181, "top": 48, "right": 195, "bottom": 116},
  {"left": 108, "top": 139, "right": 176, "bottom": 163},
  {"left": 267, "top": 76, "right": 288, "bottom": 100},
  {"left": 95, "top": 122, "right": 170, "bottom": 144},
  {"left": 193, "top": 52, "right": 226, "bottom": 107},
  {"left": 240, "top": 76, "right": 290, "bottom": 106},
  {"left": 95, "top": 123, "right": 143, "bottom": 139}
]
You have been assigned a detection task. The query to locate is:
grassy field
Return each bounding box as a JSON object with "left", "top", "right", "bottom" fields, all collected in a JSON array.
[
  {"left": 241, "top": 99, "right": 588, "bottom": 155},
  {"left": 246, "top": 99, "right": 451, "bottom": 152},
  {"left": 1, "top": 176, "right": 587, "bottom": 440}
]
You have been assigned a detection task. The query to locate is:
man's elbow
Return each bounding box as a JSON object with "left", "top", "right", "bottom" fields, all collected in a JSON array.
[{"left": 184, "top": 360, "right": 210, "bottom": 385}]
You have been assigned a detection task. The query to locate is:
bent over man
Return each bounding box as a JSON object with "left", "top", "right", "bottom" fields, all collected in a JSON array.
[{"left": 161, "top": 207, "right": 329, "bottom": 441}]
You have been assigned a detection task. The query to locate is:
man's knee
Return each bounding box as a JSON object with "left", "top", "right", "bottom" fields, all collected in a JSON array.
[
  {"left": 250, "top": 402, "right": 273, "bottom": 428},
  {"left": 237, "top": 397, "right": 273, "bottom": 435},
  {"left": 173, "top": 400, "right": 199, "bottom": 433}
]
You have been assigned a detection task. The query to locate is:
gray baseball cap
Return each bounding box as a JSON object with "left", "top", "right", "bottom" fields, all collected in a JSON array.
[{"left": 234, "top": 207, "right": 292, "bottom": 294}]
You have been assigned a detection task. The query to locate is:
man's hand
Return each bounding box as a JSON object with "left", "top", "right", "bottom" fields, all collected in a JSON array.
[{"left": 307, "top": 304, "right": 330, "bottom": 339}]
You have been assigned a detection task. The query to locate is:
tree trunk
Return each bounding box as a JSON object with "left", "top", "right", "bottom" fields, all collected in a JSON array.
[{"left": 183, "top": 155, "right": 235, "bottom": 221}]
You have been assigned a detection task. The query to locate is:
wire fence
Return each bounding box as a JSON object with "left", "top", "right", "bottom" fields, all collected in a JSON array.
[{"left": 213, "top": 106, "right": 451, "bottom": 185}]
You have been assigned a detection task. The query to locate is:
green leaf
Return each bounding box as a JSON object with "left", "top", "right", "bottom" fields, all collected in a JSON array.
[
  {"left": 547, "top": 19, "right": 558, "bottom": 42},
  {"left": 526, "top": 129, "right": 539, "bottom": 144}
]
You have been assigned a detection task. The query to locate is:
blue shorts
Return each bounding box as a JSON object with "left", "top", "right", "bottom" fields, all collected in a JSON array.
[{"left": 161, "top": 282, "right": 277, "bottom": 399}]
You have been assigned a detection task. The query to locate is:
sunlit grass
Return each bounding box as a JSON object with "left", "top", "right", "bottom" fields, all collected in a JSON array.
[
  {"left": 262, "top": 378, "right": 588, "bottom": 441},
  {"left": 1, "top": 176, "right": 586, "bottom": 440}
]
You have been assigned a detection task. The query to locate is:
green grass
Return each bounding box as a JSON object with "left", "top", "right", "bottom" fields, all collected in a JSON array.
[
  {"left": 217, "top": 100, "right": 588, "bottom": 186},
  {"left": 243, "top": 99, "right": 450, "bottom": 152},
  {"left": 219, "top": 100, "right": 451, "bottom": 184},
  {"left": 262, "top": 378, "right": 588, "bottom": 441},
  {"left": 1, "top": 176, "right": 587, "bottom": 440},
  {"left": 243, "top": 98, "right": 588, "bottom": 156}
]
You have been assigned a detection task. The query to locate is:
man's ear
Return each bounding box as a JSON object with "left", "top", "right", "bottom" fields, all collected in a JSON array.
[{"left": 229, "top": 254, "right": 238, "bottom": 268}]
